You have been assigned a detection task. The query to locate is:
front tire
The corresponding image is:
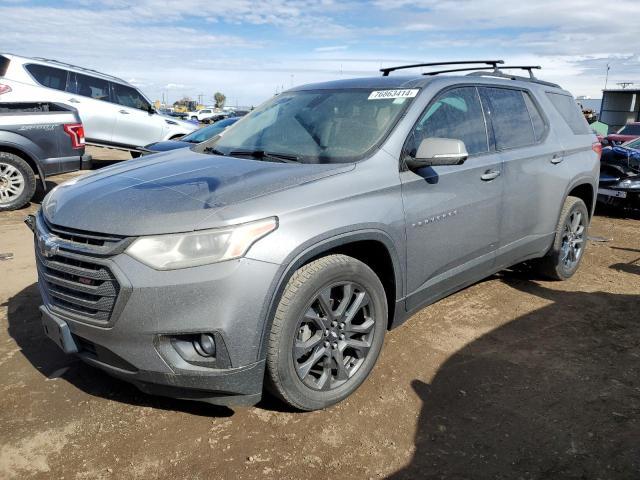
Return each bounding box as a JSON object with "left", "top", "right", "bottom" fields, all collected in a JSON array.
[
  {"left": 266, "top": 254, "right": 387, "bottom": 411},
  {"left": 536, "top": 196, "right": 589, "bottom": 280},
  {"left": 0, "top": 152, "right": 36, "bottom": 211}
]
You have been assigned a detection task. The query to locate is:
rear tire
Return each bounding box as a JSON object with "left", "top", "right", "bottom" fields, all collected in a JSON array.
[
  {"left": 0, "top": 152, "right": 36, "bottom": 211},
  {"left": 266, "top": 254, "right": 387, "bottom": 411},
  {"left": 535, "top": 196, "right": 589, "bottom": 280}
]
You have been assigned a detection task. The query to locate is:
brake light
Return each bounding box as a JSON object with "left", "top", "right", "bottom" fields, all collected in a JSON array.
[
  {"left": 0, "top": 84, "right": 11, "bottom": 95},
  {"left": 63, "top": 123, "right": 85, "bottom": 149},
  {"left": 592, "top": 141, "right": 602, "bottom": 158}
]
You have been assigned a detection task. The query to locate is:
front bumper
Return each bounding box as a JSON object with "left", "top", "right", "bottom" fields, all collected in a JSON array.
[{"left": 32, "top": 214, "right": 281, "bottom": 406}]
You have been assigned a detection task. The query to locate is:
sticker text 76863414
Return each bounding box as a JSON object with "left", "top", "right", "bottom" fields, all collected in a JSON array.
[{"left": 368, "top": 89, "right": 419, "bottom": 100}]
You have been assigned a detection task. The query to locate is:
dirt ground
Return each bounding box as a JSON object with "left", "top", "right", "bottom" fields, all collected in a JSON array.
[{"left": 1, "top": 147, "right": 639, "bottom": 479}]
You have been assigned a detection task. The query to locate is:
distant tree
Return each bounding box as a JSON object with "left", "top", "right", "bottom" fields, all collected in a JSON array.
[
  {"left": 173, "top": 96, "right": 192, "bottom": 107},
  {"left": 214, "top": 92, "right": 226, "bottom": 109}
]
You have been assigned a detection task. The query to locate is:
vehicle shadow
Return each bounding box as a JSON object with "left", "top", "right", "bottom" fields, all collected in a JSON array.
[
  {"left": 389, "top": 275, "right": 640, "bottom": 479},
  {"left": 5, "top": 282, "right": 234, "bottom": 418}
]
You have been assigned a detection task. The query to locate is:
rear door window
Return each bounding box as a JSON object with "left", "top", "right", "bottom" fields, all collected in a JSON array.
[
  {"left": 546, "top": 92, "right": 591, "bottom": 135},
  {"left": 480, "top": 87, "right": 535, "bottom": 149},
  {"left": 111, "top": 82, "right": 151, "bottom": 111},
  {"left": 407, "top": 86, "right": 489, "bottom": 156},
  {"left": 25, "top": 64, "right": 68, "bottom": 91},
  {"left": 523, "top": 92, "right": 547, "bottom": 142},
  {"left": 75, "top": 73, "right": 110, "bottom": 101}
]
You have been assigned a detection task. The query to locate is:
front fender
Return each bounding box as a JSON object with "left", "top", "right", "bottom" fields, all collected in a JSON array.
[{"left": 253, "top": 228, "right": 404, "bottom": 361}]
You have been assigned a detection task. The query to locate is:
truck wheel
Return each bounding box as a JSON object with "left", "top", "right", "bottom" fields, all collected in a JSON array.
[
  {"left": 191, "top": 116, "right": 198, "bottom": 121},
  {"left": 266, "top": 254, "right": 387, "bottom": 411},
  {"left": 0, "top": 152, "right": 36, "bottom": 211},
  {"left": 535, "top": 196, "right": 589, "bottom": 280}
]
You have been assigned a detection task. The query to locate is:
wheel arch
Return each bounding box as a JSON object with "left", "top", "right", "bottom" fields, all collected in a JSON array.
[
  {"left": 0, "top": 142, "right": 46, "bottom": 190},
  {"left": 567, "top": 181, "right": 595, "bottom": 218},
  {"left": 256, "top": 230, "right": 404, "bottom": 362}
]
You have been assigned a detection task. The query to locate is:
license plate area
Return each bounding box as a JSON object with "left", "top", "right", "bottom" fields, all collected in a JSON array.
[
  {"left": 598, "top": 188, "right": 627, "bottom": 199},
  {"left": 41, "top": 307, "right": 78, "bottom": 354}
]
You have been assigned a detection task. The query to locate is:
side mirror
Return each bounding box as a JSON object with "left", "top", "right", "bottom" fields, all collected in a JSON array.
[{"left": 407, "top": 137, "right": 468, "bottom": 169}]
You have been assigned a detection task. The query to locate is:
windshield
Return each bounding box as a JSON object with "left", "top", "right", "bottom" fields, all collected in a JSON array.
[
  {"left": 182, "top": 118, "right": 238, "bottom": 143},
  {"left": 623, "top": 137, "right": 640, "bottom": 149},
  {"left": 618, "top": 124, "right": 640, "bottom": 135},
  {"left": 207, "top": 88, "right": 418, "bottom": 163}
]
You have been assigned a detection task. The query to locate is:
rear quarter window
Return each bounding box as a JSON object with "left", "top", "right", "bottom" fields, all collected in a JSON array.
[
  {"left": 25, "top": 64, "right": 68, "bottom": 91},
  {"left": 0, "top": 55, "right": 10, "bottom": 77},
  {"left": 546, "top": 92, "right": 591, "bottom": 135}
]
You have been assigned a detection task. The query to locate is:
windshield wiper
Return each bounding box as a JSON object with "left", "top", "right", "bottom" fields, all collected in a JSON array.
[
  {"left": 203, "top": 147, "right": 227, "bottom": 156},
  {"left": 228, "top": 149, "right": 300, "bottom": 163}
]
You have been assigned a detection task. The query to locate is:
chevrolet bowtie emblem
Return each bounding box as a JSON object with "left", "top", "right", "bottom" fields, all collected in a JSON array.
[{"left": 38, "top": 234, "right": 59, "bottom": 258}]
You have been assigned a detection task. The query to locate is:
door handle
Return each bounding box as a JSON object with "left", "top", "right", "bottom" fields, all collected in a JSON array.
[
  {"left": 481, "top": 169, "right": 501, "bottom": 181},
  {"left": 119, "top": 110, "right": 130, "bottom": 114},
  {"left": 551, "top": 154, "right": 563, "bottom": 164},
  {"left": 68, "top": 98, "right": 80, "bottom": 103}
]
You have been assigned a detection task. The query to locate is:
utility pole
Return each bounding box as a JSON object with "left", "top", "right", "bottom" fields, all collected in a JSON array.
[{"left": 604, "top": 63, "right": 610, "bottom": 91}]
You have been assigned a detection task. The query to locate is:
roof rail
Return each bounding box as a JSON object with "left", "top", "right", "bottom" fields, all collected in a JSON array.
[
  {"left": 467, "top": 66, "right": 561, "bottom": 88},
  {"left": 380, "top": 60, "right": 504, "bottom": 77},
  {"left": 30, "top": 57, "right": 128, "bottom": 84}
]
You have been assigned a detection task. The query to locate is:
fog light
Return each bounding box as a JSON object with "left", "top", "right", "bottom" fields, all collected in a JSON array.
[{"left": 194, "top": 333, "right": 216, "bottom": 357}]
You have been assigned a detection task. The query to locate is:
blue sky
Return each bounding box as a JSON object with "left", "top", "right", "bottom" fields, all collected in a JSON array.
[{"left": 1, "top": 0, "right": 639, "bottom": 106}]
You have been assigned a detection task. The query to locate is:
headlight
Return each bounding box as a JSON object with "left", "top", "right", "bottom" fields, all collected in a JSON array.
[
  {"left": 125, "top": 217, "right": 277, "bottom": 270},
  {"left": 618, "top": 178, "right": 640, "bottom": 189}
]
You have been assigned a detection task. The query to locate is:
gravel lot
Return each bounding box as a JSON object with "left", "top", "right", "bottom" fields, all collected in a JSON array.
[{"left": 1, "top": 147, "right": 639, "bottom": 479}]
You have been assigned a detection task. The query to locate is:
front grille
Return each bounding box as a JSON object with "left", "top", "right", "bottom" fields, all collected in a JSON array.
[
  {"left": 35, "top": 214, "right": 126, "bottom": 326},
  {"left": 43, "top": 217, "right": 124, "bottom": 247},
  {"left": 36, "top": 249, "right": 120, "bottom": 324}
]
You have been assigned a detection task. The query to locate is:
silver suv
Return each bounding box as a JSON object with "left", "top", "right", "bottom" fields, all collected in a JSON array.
[
  {"left": 28, "top": 61, "right": 600, "bottom": 411},
  {"left": 0, "top": 53, "right": 196, "bottom": 152}
]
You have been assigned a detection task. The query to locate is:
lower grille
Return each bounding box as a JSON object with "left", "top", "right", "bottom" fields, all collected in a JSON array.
[{"left": 36, "top": 249, "right": 120, "bottom": 325}]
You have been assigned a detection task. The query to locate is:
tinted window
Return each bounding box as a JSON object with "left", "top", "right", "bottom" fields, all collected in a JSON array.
[
  {"left": 75, "top": 73, "right": 110, "bottom": 101},
  {"left": 407, "top": 86, "right": 488, "bottom": 156},
  {"left": 546, "top": 92, "right": 591, "bottom": 135},
  {"left": 25, "top": 64, "right": 68, "bottom": 91},
  {"left": 0, "top": 55, "right": 10, "bottom": 77},
  {"left": 111, "top": 83, "right": 150, "bottom": 110},
  {"left": 480, "top": 87, "right": 535, "bottom": 149},
  {"left": 619, "top": 124, "right": 640, "bottom": 135},
  {"left": 523, "top": 92, "right": 546, "bottom": 142}
]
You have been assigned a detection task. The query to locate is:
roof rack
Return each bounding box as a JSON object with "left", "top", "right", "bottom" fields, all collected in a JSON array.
[
  {"left": 380, "top": 60, "right": 504, "bottom": 77},
  {"left": 31, "top": 57, "right": 128, "bottom": 84},
  {"left": 467, "top": 66, "right": 561, "bottom": 88}
]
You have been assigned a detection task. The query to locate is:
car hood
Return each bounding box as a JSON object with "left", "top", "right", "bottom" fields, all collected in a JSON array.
[
  {"left": 145, "top": 140, "right": 192, "bottom": 152},
  {"left": 43, "top": 149, "right": 354, "bottom": 236}
]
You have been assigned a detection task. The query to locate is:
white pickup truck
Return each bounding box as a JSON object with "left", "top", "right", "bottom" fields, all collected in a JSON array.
[{"left": 186, "top": 108, "right": 228, "bottom": 123}]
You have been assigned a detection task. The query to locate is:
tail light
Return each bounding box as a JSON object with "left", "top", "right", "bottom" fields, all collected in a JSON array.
[
  {"left": 63, "top": 123, "right": 85, "bottom": 149},
  {"left": 0, "top": 84, "right": 11, "bottom": 95},
  {"left": 592, "top": 141, "right": 602, "bottom": 158}
]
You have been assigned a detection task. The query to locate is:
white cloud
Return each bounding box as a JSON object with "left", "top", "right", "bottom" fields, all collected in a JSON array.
[{"left": 314, "top": 46, "right": 349, "bottom": 52}]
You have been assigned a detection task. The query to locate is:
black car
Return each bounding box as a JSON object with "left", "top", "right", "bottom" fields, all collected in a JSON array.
[
  {"left": 143, "top": 117, "right": 240, "bottom": 154},
  {"left": 598, "top": 137, "right": 640, "bottom": 207}
]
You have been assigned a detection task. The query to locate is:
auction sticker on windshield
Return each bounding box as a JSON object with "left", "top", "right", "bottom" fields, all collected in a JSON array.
[{"left": 368, "top": 89, "right": 419, "bottom": 100}]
